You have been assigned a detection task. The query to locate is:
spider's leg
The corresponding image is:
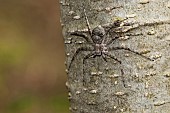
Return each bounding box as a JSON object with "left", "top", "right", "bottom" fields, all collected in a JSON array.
[
  {"left": 120, "top": 68, "right": 126, "bottom": 88},
  {"left": 104, "top": 20, "right": 124, "bottom": 35},
  {"left": 102, "top": 21, "right": 123, "bottom": 44},
  {"left": 69, "top": 31, "right": 92, "bottom": 43},
  {"left": 104, "top": 53, "right": 127, "bottom": 87},
  {"left": 115, "top": 20, "right": 170, "bottom": 33},
  {"left": 102, "top": 54, "right": 108, "bottom": 62},
  {"left": 103, "top": 18, "right": 129, "bottom": 35},
  {"left": 107, "top": 32, "right": 144, "bottom": 46},
  {"left": 68, "top": 47, "right": 93, "bottom": 71},
  {"left": 104, "top": 53, "right": 121, "bottom": 64},
  {"left": 105, "top": 21, "right": 137, "bottom": 45},
  {"left": 110, "top": 47, "right": 154, "bottom": 61},
  {"left": 82, "top": 52, "right": 95, "bottom": 85},
  {"left": 83, "top": 8, "right": 92, "bottom": 36},
  {"left": 83, "top": 52, "right": 95, "bottom": 74},
  {"left": 106, "top": 36, "right": 119, "bottom": 46}
]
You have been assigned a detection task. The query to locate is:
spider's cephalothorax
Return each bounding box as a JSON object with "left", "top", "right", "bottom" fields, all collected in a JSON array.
[
  {"left": 67, "top": 8, "right": 154, "bottom": 86},
  {"left": 92, "top": 25, "right": 105, "bottom": 44},
  {"left": 91, "top": 25, "right": 108, "bottom": 56}
]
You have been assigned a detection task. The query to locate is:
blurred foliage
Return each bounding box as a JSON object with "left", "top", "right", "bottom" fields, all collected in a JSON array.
[
  {"left": 5, "top": 94, "right": 69, "bottom": 113},
  {"left": 0, "top": 0, "right": 69, "bottom": 113},
  {"left": 7, "top": 95, "right": 35, "bottom": 113}
]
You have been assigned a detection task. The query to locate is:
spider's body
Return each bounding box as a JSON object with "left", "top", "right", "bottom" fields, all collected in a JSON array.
[
  {"left": 67, "top": 9, "right": 153, "bottom": 85},
  {"left": 92, "top": 26, "right": 105, "bottom": 44},
  {"left": 91, "top": 26, "right": 109, "bottom": 58}
]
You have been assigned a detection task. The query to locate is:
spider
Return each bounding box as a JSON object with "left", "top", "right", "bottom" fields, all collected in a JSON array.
[{"left": 67, "top": 9, "right": 153, "bottom": 85}]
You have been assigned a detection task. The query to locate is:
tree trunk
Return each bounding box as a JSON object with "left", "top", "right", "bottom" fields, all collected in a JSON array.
[{"left": 60, "top": 0, "right": 170, "bottom": 112}]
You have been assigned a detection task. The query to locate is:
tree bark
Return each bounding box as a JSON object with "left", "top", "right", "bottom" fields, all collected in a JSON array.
[{"left": 60, "top": 0, "right": 170, "bottom": 112}]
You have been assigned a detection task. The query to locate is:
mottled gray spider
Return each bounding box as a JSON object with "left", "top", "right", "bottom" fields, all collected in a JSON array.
[{"left": 67, "top": 9, "right": 153, "bottom": 85}]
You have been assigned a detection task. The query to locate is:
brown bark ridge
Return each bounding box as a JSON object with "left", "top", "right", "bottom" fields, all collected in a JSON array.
[{"left": 60, "top": 0, "right": 170, "bottom": 113}]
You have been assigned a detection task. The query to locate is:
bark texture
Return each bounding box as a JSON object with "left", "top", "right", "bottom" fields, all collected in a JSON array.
[{"left": 60, "top": 0, "right": 170, "bottom": 112}]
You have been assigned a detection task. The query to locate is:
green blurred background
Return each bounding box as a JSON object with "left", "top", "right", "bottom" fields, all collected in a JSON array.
[{"left": 0, "top": 0, "right": 69, "bottom": 113}]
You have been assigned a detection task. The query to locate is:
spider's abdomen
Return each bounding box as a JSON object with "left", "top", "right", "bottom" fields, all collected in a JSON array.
[{"left": 95, "top": 44, "right": 108, "bottom": 56}]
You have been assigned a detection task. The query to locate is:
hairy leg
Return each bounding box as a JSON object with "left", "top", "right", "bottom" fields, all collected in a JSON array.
[
  {"left": 106, "top": 36, "right": 120, "bottom": 45},
  {"left": 109, "top": 47, "right": 154, "bottom": 61},
  {"left": 116, "top": 20, "right": 170, "bottom": 33},
  {"left": 82, "top": 52, "right": 96, "bottom": 85},
  {"left": 83, "top": 8, "right": 92, "bottom": 36},
  {"left": 104, "top": 53, "right": 121, "bottom": 64},
  {"left": 120, "top": 68, "right": 126, "bottom": 88},
  {"left": 68, "top": 47, "right": 93, "bottom": 71},
  {"left": 104, "top": 53, "right": 127, "bottom": 87},
  {"left": 69, "top": 31, "right": 92, "bottom": 43},
  {"left": 102, "top": 54, "right": 108, "bottom": 62}
]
